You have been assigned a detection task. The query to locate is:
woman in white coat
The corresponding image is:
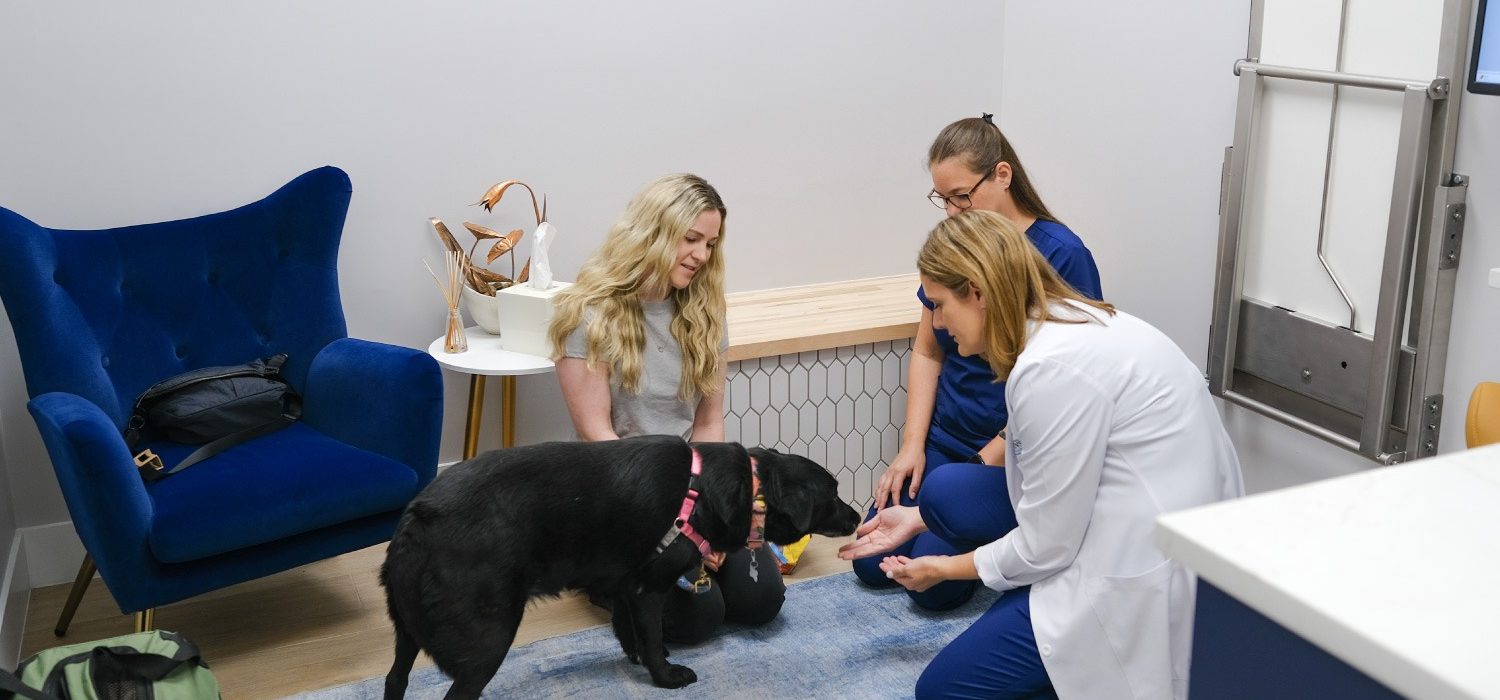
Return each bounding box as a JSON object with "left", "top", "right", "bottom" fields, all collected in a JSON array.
[{"left": 839, "top": 210, "right": 1243, "bottom": 699}]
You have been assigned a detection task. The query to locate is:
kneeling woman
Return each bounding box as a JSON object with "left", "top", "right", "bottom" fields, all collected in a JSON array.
[
  {"left": 840, "top": 210, "right": 1242, "bottom": 699},
  {"left": 549, "top": 173, "right": 785, "bottom": 644}
]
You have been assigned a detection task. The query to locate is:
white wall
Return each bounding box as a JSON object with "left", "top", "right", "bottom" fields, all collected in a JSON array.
[
  {"left": 0, "top": 2, "right": 1005, "bottom": 570},
  {"left": 1443, "top": 87, "right": 1500, "bottom": 457},
  {"left": 2, "top": 0, "right": 1495, "bottom": 595},
  {"left": 1000, "top": 0, "right": 1500, "bottom": 492}
]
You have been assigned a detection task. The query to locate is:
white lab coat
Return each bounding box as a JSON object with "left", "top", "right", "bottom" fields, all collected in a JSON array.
[{"left": 972, "top": 301, "right": 1243, "bottom": 700}]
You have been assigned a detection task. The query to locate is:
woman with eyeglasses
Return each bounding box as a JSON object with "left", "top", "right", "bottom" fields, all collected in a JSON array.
[
  {"left": 841, "top": 211, "right": 1241, "bottom": 699},
  {"left": 850, "top": 114, "right": 1103, "bottom": 612}
]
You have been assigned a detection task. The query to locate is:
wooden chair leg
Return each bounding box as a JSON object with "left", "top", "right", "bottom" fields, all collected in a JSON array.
[
  {"left": 133, "top": 608, "right": 155, "bottom": 633},
  {"left": 54, "top": 555, "right": 96, "bottom": 637}
]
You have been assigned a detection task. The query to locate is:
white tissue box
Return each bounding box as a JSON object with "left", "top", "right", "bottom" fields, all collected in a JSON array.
[{"left": 496, "top": 281, "right": 572, "bottom": 358}]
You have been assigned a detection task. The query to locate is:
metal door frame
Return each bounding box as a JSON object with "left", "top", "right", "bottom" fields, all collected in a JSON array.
[{"left": 1208, "top": 0, "right": 1474, "bottom": 463}]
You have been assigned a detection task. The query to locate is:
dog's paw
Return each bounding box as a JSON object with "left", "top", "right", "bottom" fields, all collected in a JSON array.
[{"left": 651, "top": 664, "right": 697, "bottom": 689}]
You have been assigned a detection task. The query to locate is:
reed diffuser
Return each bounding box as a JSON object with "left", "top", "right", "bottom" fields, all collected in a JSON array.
[{"left": 426, "top": 251, "right": 469, "bottom": 353}]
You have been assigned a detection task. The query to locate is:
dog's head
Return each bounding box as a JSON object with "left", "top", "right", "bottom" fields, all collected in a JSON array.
[{"left": 748, "top": 447, "right": 862, "bottom": 544}]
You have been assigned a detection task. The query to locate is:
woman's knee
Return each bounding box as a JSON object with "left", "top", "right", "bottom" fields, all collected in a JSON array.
[
  {"left": 918, "top": 464, "right": 1014, "bottom": 547},
  {"left": 717, "top": 549, "right": 786, "bottom": 626},
  {"left": 908, "top": 579, "right": 979, "bottom": 612},
  {"left": 721, "top": 571, "right": 786, "bottom": 626},
  {"left": 662, "top": 586, "right": 725, "bottom": 645},
  {"left": 725, "top": 583, "right": 785, "bottom": 626},
  {"left": 917, "top": 467, "right": 971, "bottom": 545},
  {"left": 918, "top": 462, "right": 972, "bottom": 511},
  {"left": 853, "top": 552, "right": 898, "bottom": 588},
  {"left": 916, "top": 588, "right": 1053, "bottom": 700},
  {"left": 914, "top": 659, "right": 958, "bottom": 700}
]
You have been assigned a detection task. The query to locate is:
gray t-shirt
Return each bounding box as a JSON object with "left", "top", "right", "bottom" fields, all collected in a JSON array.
[{"left": 564, "top": 300, "right": 722, "bottom": 440}]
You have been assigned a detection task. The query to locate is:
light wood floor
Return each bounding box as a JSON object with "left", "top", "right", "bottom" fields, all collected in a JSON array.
[{"left": 23, "top": 535, "right": 855, "bottom": 699}]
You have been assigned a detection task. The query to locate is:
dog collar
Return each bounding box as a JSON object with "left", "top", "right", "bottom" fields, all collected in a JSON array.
[{"left": 748, "top": 456, "right": 765, "bottom": 551}]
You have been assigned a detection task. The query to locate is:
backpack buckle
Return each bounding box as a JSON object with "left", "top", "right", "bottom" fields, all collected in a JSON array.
[{"left": 134, "top": 449, "right": 164, "bottom": 479}]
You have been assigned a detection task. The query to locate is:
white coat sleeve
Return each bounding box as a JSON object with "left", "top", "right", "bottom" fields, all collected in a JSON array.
[{"left": 973, "top": 358, "right": 1112, "bottom": 591}]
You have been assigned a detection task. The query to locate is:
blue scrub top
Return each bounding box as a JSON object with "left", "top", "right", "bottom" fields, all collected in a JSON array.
[{"left": 918, "top": 219, "right": 1102, "bottom": 459}]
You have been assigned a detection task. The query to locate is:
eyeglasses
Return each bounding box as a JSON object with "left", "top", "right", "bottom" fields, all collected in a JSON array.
[{"left": 928, "top": 171, "right": 993, "bottom": 210}]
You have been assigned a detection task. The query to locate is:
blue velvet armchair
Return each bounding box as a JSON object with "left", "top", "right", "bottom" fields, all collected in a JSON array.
[{"left": 0, "top": 166, "right": 443, "bottom": 634}]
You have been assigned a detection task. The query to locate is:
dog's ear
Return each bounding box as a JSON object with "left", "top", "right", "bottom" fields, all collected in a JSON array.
[
  {"left": 754, "top": 449, "right": 816, "bottom": 540},
  {"left": 691, "top": 442, "right": 752, "bottom": 551}
]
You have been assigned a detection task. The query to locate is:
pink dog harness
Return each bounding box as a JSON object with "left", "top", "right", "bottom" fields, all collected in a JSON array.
[
  {"left": 654, "top": 448, "right": 765, "bottom": 565},
  {"left": 659, "top": 448, "right": 715, "bottom": 558}
]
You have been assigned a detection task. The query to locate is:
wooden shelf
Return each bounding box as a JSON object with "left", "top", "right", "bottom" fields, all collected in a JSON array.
[{"left": 725, "top": 273, "right": 921, "bottom": 361}]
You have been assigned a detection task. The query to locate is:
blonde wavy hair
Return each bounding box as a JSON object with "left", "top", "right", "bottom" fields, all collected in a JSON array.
[
  {"left": 916, "top": 210, "right": 1114, "bottom": 381},
  {"left": 548, "top": 173, "right": 727, "bottom": 400}
]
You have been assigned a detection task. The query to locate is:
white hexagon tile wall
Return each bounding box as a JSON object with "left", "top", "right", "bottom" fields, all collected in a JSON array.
[{"left": 725, "top": 339, "right": 912, "bottom": 509}]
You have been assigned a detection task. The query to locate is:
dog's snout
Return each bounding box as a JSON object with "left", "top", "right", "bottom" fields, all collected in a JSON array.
[{"left": 819, "top": 502, "right": 862, "bottom": 537}]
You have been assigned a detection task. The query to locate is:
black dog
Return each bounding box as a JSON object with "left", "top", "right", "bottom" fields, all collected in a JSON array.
[{"left": 380, "top": 435, "right": 862, "bottom": 698}]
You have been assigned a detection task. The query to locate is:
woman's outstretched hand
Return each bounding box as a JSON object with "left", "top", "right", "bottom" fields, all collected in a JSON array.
[{"left": 837, "top": 505, "right": 926, "bottom": 560}]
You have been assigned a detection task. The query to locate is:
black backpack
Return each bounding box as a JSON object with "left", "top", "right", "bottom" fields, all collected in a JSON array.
[{"left": 124, "top": 354, "right": 301, "bottom": 481}]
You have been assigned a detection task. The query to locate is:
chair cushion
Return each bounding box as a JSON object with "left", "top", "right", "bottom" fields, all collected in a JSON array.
[{"left": 144, "top": 423, "right": 419, "bottom": 563}]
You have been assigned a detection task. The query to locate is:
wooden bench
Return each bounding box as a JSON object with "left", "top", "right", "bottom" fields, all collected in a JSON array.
[{"left": 726, "top": 273, "right": 920, "bottom": 362}]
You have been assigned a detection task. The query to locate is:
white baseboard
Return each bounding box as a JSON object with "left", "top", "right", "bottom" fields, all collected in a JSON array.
[
  {"left": 0, "top": 532, "right": 29, "bottom": 670},
  {"left": 22, "top": 521, "right": 86, "bottom": 589}
]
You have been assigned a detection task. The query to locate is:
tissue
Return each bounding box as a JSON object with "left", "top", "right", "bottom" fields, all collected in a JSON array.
[{"left": 530, "top": 221, "right": 557, "bottom": 290}]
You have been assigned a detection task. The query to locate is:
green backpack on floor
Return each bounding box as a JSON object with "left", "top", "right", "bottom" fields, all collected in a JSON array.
[{"left": 0, "top": 630, "right": 219, "bottom": 700}]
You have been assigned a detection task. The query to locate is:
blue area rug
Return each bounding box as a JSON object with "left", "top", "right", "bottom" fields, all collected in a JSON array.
[{"left": 293, "top": 572, "right": 996, "bottom": 699}]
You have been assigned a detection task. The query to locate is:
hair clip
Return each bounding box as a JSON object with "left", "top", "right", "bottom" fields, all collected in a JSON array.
[{"left": 981, "top": 112, "right": 995, "bottom": 125}]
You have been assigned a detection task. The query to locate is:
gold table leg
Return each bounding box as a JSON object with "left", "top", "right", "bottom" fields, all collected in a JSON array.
[
  {"left": 463, "top": 375, "right": 487, "bottom": 460},
  {"left": 134, "top": 608, "right": 155, "bottom": 633},
  {"left": 501, "top": 375, "right": 517, "bottom": 448}
]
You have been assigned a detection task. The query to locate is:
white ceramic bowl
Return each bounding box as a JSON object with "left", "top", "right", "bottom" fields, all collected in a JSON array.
[{"left": 461, "top": 284, "right": 502, "bottom": 335}]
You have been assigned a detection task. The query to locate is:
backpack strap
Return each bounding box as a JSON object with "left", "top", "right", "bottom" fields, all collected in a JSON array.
[
  {"left": 35, "top": 650, "right": 94, "bottom": 699},
  {"left": 142, "top": 394, "right": 302, "bottom": 482},
  {"left": 129, "top": 354, "right": 301, "bottom": 481},
  {"left": 88, "top": 632, "right": 207, "bottom": 682},
  {"left": 0, "top": 669, "right": 58, "bottom": 700}
]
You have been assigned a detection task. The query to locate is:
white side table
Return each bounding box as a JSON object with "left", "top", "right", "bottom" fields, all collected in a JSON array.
[{"left": 427, "top": 327, "right": 555, "bottom": 459}]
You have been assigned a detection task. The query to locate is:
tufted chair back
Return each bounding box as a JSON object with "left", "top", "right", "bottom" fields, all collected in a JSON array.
[{"left": 0, "top": 167, "right": 351, "bottom": 426}]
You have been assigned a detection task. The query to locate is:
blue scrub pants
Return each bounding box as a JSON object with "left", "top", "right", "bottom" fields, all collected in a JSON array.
[{"left": 913, "top": 463, "right": 1055, "bottom": 699}]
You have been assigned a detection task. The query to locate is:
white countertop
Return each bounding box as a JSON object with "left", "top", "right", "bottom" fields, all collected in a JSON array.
[{"left": 1156, "top": 444, "right": 1500, "bottom": 700}]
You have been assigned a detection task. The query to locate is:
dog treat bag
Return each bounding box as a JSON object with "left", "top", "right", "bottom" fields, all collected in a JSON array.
[{"left": 530, "top": 221, "right": 557, "bottom": 290}]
